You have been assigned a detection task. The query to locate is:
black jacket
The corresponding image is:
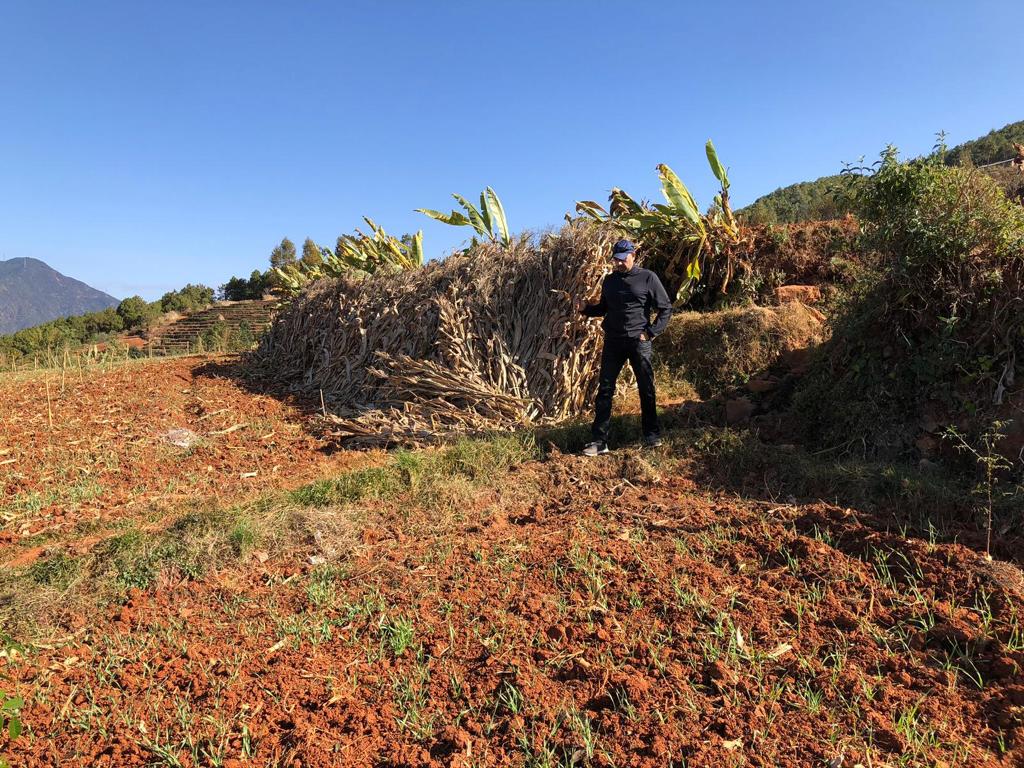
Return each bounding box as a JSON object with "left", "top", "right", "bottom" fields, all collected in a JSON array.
[{"left": 581, "top": 267, "right": 672, "bottom": 339}]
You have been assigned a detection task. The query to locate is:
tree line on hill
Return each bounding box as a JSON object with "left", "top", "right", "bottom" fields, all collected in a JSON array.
[
  {"left": 217, "top": 237, "right": 323, "bottom": 300},
  {"left": 219, "top": 233, "right": 420, "bottom": 301},
  {"left": 0, "top": 284, "right": 214, "bottom": 362},
  {"left": 739, "top": 120, "right": 1024, "bottom": 225},
  {"left": 3, "top": 235, "right": 346, "bottom": 362}
]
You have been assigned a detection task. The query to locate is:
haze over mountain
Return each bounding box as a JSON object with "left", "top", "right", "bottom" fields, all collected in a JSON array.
[{"left": 0, "top": 257, "right": 119, "bottom": 334}]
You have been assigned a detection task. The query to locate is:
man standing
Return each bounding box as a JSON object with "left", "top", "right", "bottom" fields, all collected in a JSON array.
[{"left": 577, "top": 239, "right": 672, "bottom": 455}]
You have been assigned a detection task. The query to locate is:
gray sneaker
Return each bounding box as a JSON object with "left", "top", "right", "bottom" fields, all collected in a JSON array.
[
  {"left": 582, "top": 441, "right": 610, "bottom": 456},
  {"left": 643, "top": 435, "right": 663, "bottom": 448}
]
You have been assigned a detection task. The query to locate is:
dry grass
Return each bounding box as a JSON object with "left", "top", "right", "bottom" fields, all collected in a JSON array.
[{"left": 655, "top": 302, "right": 826, "bottom": 397}]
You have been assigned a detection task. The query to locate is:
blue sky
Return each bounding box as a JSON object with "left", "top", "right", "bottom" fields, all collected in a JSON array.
[{"left": 1, "top": 1, "right": 1019, "bottom": 300}]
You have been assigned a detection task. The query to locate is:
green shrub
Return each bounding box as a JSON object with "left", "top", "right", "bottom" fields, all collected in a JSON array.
[
  {"left": 795, "top": 147, "right": 1024, "bottom": 462},
  {"left": 160, "top": 283, "right": 215, "bottom": 313},
  {"left": 198, "top": 320, "right": 228, "bottom": 352}
]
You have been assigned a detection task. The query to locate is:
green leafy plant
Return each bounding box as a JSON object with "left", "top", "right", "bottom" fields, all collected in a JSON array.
[
  {"left": 574, "top": 139, "right": 746, "bottom": 306},
  {"left": 1, "top": 690, "right": 23, "bottom": 749},
  {"left": 942, "top": 420, "right": 1012, "bottom": 559},
  {"left": 416, "top": 187, "right": 511, "bottom": 247},
  {"left": 794, "top": 145, "right": 1024, "bottom": 458}
]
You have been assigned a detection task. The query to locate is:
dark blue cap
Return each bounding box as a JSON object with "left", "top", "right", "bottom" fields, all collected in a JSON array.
[{"left": 612, "top": 239, "right": 636, "bottom": 260}]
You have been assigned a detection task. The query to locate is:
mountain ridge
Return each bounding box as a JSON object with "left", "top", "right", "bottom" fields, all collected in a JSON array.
[{"left": 0, "top": 257, "right": 120, "bottom": 334}]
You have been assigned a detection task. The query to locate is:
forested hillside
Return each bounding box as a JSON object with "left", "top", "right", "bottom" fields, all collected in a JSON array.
[{"left": 739, "top": 120, "right": 1024, "bottom": 224}]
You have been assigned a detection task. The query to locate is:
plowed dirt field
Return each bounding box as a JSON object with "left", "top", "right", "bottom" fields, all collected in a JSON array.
[
  {"left": 0, "top": 357, "right": 376, "bottom": 550},
  {"left": 2, "top": 400, "right": 1022, "bottom": 767}
]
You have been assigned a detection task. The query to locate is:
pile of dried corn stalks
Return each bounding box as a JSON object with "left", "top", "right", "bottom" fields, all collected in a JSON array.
[{"left": 249, "top": 222, "right": 617, "bottom": 447}]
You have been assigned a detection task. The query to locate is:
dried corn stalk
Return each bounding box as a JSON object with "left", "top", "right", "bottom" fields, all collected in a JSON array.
[{"left": 249, "top": 222, "right": 616, "bottom": 447}]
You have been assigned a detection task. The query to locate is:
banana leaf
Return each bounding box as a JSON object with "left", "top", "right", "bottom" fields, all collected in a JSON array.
[
  {"left": 575, "top": 200, "right": 608, "bottom": 219},
  {"left": 415, "top": 208, "right": 472, "bottom": 227},
  {"left": 408, "top": 230, "right": 424, "bottom": 266},
  {"left": 705, "top": 139, "right": 729, "bottom": 189},
  {"left": 477, "top": 191, "right": 493, "bottom": 236},
  {"left": 453, "top": 194, "right": 490, "bottom": 239},
  {"left": 655, "top": 164, "right": 701, "bottom": 226},
  {"left": 484, "top": 187, "right": 511, "bottom": 245}
]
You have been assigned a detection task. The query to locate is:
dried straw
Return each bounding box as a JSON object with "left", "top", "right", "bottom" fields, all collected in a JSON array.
[{"left": 250, "top": 222, "right": 617, "bottom": 446}]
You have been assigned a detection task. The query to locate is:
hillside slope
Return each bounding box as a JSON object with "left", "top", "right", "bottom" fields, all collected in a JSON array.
[
  {"left": 945, "top": 119, "right": 1024, "bottom": 166},
  {"left": 0, "top": 257, "right": 119, "bottom": 334},
  {"left": 739, "top": 119, "right": 1024, "bottom": 225}
]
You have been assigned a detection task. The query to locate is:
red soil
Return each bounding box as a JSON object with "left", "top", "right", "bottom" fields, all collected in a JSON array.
[
  {"left": 0, "top": 357, "right": 376, "bottom": 545},
  {"left": 4, "top": 455, "right": 1021, "bottom": 767}
]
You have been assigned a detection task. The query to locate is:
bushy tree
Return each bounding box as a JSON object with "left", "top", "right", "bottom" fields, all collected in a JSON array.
[
  {"left": 219, "top": 276, "right": 249, "bottom": 302},
  {"left": 116, "top": 296, "right": 160, "bottom": 330},
  {"left": 84, "top": 307, "right": 123, "bottom": 336},
  {"left": 269, "top": 238, "right": 297, "bottom": 269},
  {"left": 219, "top": 270, "right": 269, "bottom": 301},
  {"left": 301, "top": 237, "right": 323, "bottom": 266},
  {"left": 160, "top": 284, "right": 215, "bottom": 313},
  {"left": 247, "top": 269, "right": 268, "bottom": 298}
]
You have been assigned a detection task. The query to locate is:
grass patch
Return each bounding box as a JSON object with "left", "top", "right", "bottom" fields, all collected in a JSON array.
[
  {"left": 289, "top": 466, "right": 405, "bottom": 506},
  {"left": 27, "top": 552, "right": 80, "bottom": 590},
  {"left": 289, "top": 432, "right": 539, "bottom": 509},
  {"left": 1, "top": 431, "right": 543, "bottom": 641},
  {"left": 1, "top": 504, "right": 285, "bottom": 638}
]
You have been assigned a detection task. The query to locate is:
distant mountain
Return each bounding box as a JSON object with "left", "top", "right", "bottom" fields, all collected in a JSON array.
[
  {"left": 0, "top": 257, "right": 119, "bottom": 334},
  {"left": 738, "top": 119, "right": 1024, "bottom": 225}
]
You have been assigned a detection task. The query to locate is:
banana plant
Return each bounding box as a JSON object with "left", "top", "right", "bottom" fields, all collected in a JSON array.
[
  {"left": 273, "top": 218, "right": 424, "bottom": 297},
  {"left": 335, "top": 218, "right": 424, "bottom": 273},
  {"left": 416, "top": 187, "right": 511, "bottom": 247},
  {"left": 574, "top": 139, "right": 744, "bottom": 306}
]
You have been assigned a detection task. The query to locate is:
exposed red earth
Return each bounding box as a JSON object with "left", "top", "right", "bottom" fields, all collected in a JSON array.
[
  {"left": 0, "top": 357, "right": 377, "bottom": 547},
  {"left": 3, "top": 445, "right": 1022, "bottom": 766},
  {"left": 1, "top": 355, "right": 1021, "bottom": 767}
]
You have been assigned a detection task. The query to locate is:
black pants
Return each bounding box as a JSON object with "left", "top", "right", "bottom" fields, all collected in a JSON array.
[{"left": 591, "top": 336, "right": 659, "bottom": 443}]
